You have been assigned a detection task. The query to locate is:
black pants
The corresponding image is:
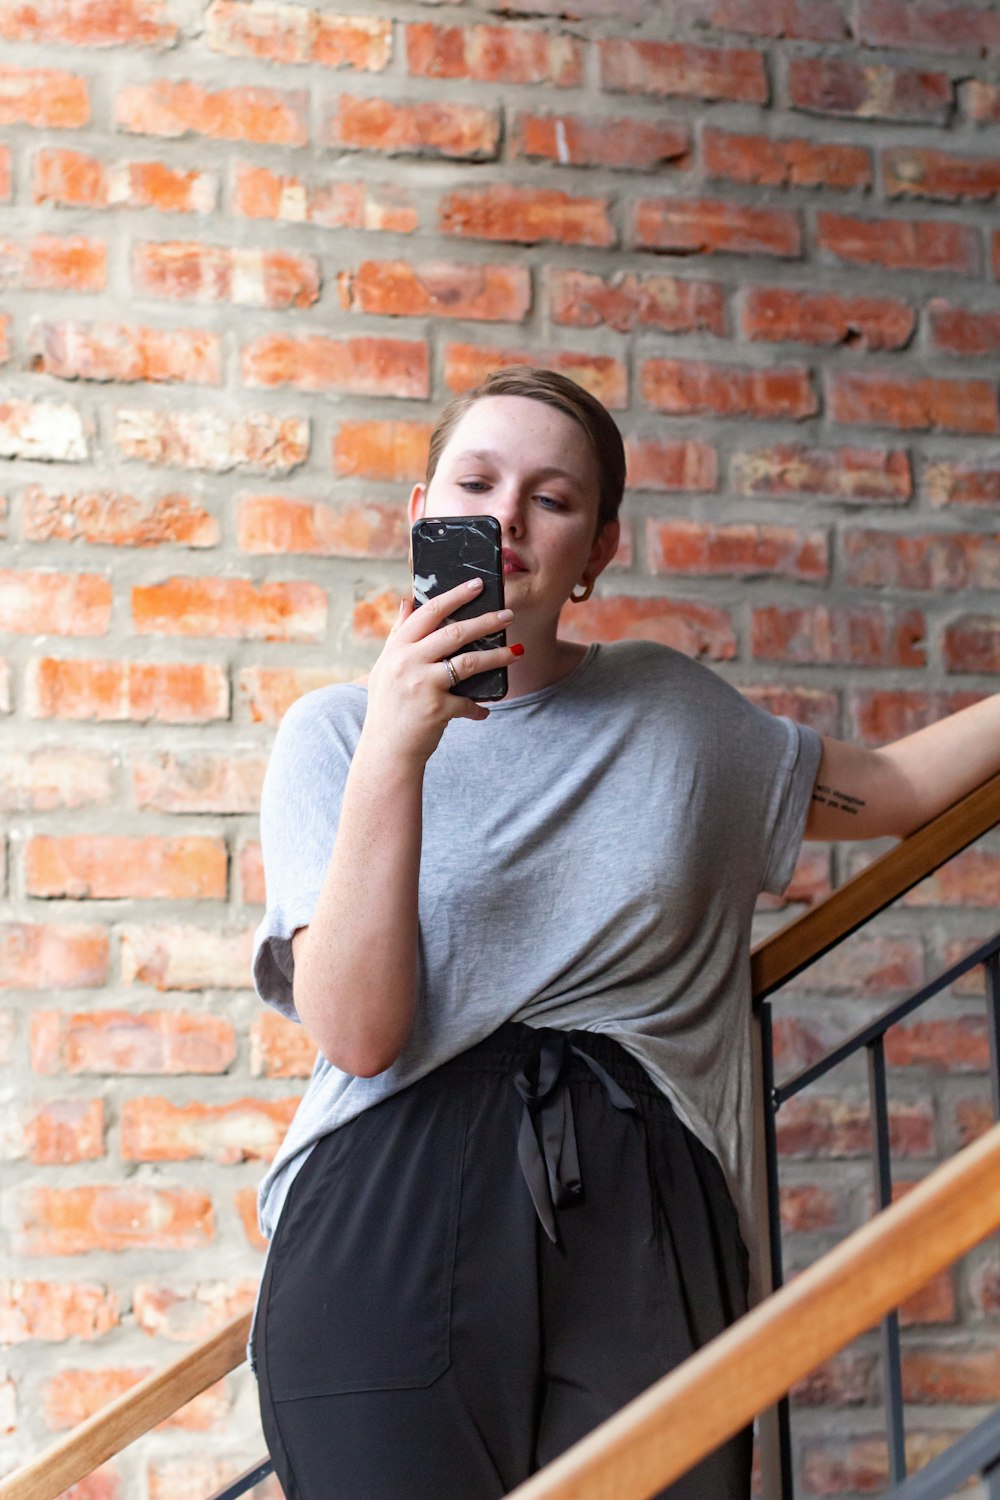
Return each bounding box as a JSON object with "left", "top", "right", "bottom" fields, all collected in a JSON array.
[{"left": 253, "top": 1023, "right": 751, "bottom": 1500}]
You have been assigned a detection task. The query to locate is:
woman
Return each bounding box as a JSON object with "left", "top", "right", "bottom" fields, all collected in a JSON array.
[{"left": 250, "top": 367, "right": 1000, "bottom": 1500}]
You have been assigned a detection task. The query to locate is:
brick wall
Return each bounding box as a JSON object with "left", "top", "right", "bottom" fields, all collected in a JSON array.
[{"left": 1, "top": 0, "right": 999, "bottom": 1494}]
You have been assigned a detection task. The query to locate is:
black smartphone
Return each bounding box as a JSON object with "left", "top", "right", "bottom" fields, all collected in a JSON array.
[{"left": 411, "top": 515, "right": 507, "bottom": 701}]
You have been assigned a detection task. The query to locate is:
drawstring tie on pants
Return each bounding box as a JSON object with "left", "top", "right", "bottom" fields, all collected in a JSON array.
[{"left": 512, "top": 1030, "right": 636, "bottom": 1244}]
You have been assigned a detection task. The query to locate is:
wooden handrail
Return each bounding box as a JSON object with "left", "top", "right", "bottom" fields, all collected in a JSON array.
[
  {"left": 0, "top": 1314, "right": 251, "bottom": 1500},
  {"left": 504, "top": 1122, "right": 1000, "bottom": 1500},
  {"left": 2, "top": 770, "right": 998, "bottom": 1500},
  {"left": 752, "top": 769, "right": 1000, "bottom": 1001}
]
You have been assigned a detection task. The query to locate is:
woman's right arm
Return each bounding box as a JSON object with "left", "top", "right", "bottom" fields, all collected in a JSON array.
[{"left": 290, "top": 579, "right": 515, "bottom": 1076}]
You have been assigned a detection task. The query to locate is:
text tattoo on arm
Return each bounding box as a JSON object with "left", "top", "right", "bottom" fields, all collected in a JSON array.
[{"left": 811, "top": 783, "right": 867, "bottom": 816}]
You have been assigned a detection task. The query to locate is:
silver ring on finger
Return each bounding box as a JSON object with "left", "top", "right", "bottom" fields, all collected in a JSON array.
[{"left": 444, "top": 658, "right": 460, "bottom": 689}]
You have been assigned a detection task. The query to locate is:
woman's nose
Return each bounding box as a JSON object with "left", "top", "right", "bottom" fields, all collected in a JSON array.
[{"left": 491, "top": 486, "right": 525, "bottom": 535}]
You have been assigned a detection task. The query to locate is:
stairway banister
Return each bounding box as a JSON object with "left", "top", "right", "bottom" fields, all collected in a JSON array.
[{"left": 1, "top": 768, "right": 998, "bottom": 1500}]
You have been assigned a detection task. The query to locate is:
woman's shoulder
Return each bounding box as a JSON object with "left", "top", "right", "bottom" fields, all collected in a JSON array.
[{"left": 272, "top": 680, "right": 368, "bottom": 755}]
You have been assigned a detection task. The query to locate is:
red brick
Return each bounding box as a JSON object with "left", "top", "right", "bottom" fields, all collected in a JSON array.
[
  {"left": 251, "top": 1009, "right": 316, "bottom": 1077},
  {"left": 326, "top": 94, "right": 498, "bottom": 160},
  {"left": 788, "top": 931, "right": 924, "bottom": 993},
  {"left": 339, "top": 260, "right": 530, "bottom": 322},
  {"left": 31, "top": 1009, "right": 235, "bottom": 1075},
  {"left": 8, "top": 1185, "right": 213, "bottom": 1255},
  {"left": 943, "top": 616, "right": 1000, "bottom": 673},
  {"left": 703, "top": 127, "right": 871, "bottom": 190},
  {"left": 548, "top": 268, "right": 724, "bottom": 336},
  {"left": 0, "top": 145, "right": 10, "bottom": 200},
  {"left": 25, "top": 836, "right": 228, "bottom": 901},
  {"left": 752, "top": 605, "right": 926, "bottom": 666},
  {"left": 683, "top": 0, "right": 848, "bottom": 38},
  {"left": 0, "top": 571, "right": 109, "bottom": 635},
  {"left": 238, "top": 495, "right": 408, "bottom": 559},
  {"left": 0, "top": 66, "right": 89, "bottom": 128},
  {"left": 0, "top": 399, "right": 90, "bottom": 463},
  {"left": 843, "top": 528, "right": 1000, "bottom": 590},
  {"left": 33, "top": 149, "right": 216, "bottom": 213},
  {"left": 559, "top": 595, "right": 736, "bottom": 659},
  {"left": 352, "top": 589, "right": 402, "bottom": 641},
  {"left": 237, "top": 666, "right": 349, "bottom": 726},
  {"left": 903, "top": 1349, "right": 1000, "bottom": 1403},
  {"left": 406, "top": 22, "right": 582, "bottom": 85},
  {"left": 802, "top": 1433, "right": 958, "bottom": 1494},
  {"left": 116, "top": 80, "right": 308, "bottom": 146},
  {"left": 333, "top": 420, "right": 433, "bottom": 482},
  {"left": 132, "top": 576, "right": 325, "bottom": 642},
  {"left": 132, "top": 754, "right": 265, "bottom": 814},
  {"left": 27, "top": 658, "right": 229, "bottom": 722},
  {"left": 924, "top": 457, "right": 1000, "bottom": 506},
  {"left": 788, "top": 57, "right": 952, "bottom": 122},
  {"left": 46, "top": 1369, "right": 228, "bottom": 1433},
  {"left": 778, "top": 1182, "right": 843, "bottom": 1234},
  {"left": 233, "top": 1188, "right": 268, "bottom": 1248},
  {"left": 120, "top": 925, "right": 253, "bottom": 989},
  {"left": 439, "top": 186, "right": 614, "bottom": 247},
  {"left": 955, "top": 1096, "right": 993, "bottom": 1145},
  {"left": 242, "top": 334, "right": 429, "bottom": 398},
  {"left": 885, "top": 1016, "right": 990, "bottom": 1067},
  {"left": 929, "top": 299, "right": 1000, "bottom": 356},
  {"left": 625, "top": 438, "right": 718, "bottom": 493},
  {"left": 28, "top": 321, "right": 221, "bottom": 386},
  {"left": 633, "top": 197, "right": 800, "bottom": 258},
  {"left": 132, "top": 242, "right": 318, "bottom": 309},
  {"left": 790, "top": 1352, "right": 876, "bottom": 1407},
  {"left": 120, "top": 1096, "right": 298, "bottom": 1162},
  {"left": 239, "top": 840, "right": 265, "bottom": 902},
  {"left": 205, "top": 0, "right": 390, "bottom": 67},
  {"left": 648, "top": 520, "right": 828, "bottom": 580},
  {"left": 641, "top": 358, "right": 817, "bottom": 420},
  {"left": 884, "top": 145, "right": 1000, "bottom": 202},
  {"left": 444, "top": 342, "right": 627, "bottom": 408},
  {"left": 742, "top": 288, "right": 913, "bottom": 350},
  {"left": 741, "top": 685, "right": 841, "bottom": 735},
  {"left": 0, "top": 747, "right": 114, "bottom": 812},
  {"left": 23, "top": 1099, "right": 104, "bottom": 1165},
  {"left": 113, "top": 409, "right": 309, "bottom": 473},
  {"left": 599, "top": 39, "right": 768, "bottom": 102},
  {"left": 0, "top": 924, "right": 108, "bottom": 989},
  {"left": 914, "top": 851, "right": 1000, "bottom": 905},
  {"left": 963, "top": 78, "right": 1000, "bottom": 123},
  {"left": 0, "top": 1281, "right": 119, "bottom": 1342},
  {"left": 828, "top": 370, "right": 999, "bottom": 434},
  {"left": 22, "top": 485, "right": 219, "bottom": 546},
  {"left": 849, "top": 688, "right": 983, "bottom": 744},
  {"left": 857, "top": 0, "right": 1000, "bottom": 54},
  {"left": 0, "top": 0, "right": 176, "bottom": 47},
  {"left": 776, "top": 1095, "right": 934, "bottom": 1157},
  {"left": 148, "top": 1455, "right": 273, "bottom": 1500},
  {"left": 817, "top": 211, "right": 980, "bottom": 275},
  {"left": 234, "top": 161, "right": 417, "bottom": 232},
  {"left": 0, "top": 234, "right": 106, "bottom": 291},
  {"left": 132, "top": 1281, "right": 256, "bottom": 1342},
  {"left": 513, "top": 113, "right": 689, "bottom": 171}
]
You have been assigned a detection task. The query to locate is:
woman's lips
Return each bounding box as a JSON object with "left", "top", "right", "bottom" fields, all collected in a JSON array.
[{"left": 502, "top": 548, "right": 526, "bottom": 576}]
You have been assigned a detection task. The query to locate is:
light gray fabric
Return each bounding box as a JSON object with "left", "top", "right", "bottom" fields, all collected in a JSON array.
[{"left": 252, "top": 640, "right": 822, "bottom": 1284}]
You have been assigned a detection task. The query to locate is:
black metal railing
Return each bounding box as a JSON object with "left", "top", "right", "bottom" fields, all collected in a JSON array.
[
  {"left": 206, "top": 1458, "right": 274, "bottom": 1500},
  {"left": 758, "top": 932, "right": 1000, "bottom": 1498},
  {"left": 887, "top": 1405, "right": 1000, "bottom": 1498}
]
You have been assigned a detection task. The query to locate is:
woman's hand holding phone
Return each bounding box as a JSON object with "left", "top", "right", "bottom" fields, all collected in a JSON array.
[{"left": 362, "top": 579, "right": 518, "bottom": 767}]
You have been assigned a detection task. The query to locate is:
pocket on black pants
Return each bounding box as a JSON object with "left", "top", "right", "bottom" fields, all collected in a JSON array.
[{"left": 261, "top": 1086, "right": 466, "bottom": 1400}]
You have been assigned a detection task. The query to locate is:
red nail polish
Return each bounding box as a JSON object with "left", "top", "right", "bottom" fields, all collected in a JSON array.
[{"left": 510, "top": 643, "right": 525, "bottom": 657}]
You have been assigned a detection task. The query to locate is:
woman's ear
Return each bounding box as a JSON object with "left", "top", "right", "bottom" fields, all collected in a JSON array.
[
  {"left": 584, "top": 520, "right": 620, "bottom": 586},
  {"left": 407, "top": 483, "right": 427, "bottom": 526}
]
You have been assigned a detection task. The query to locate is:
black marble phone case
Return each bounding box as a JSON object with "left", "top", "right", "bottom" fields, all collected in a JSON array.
[{"left": 411, "top": 516, "right": 508, "bottom": 701}]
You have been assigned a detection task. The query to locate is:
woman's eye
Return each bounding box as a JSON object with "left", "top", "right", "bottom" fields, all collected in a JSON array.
[
  {"left": 536, "top": 493, "right": 565, "bottom": 511},
  {"left": 458, "top": 480, "right": 489, "bottom": 493}
]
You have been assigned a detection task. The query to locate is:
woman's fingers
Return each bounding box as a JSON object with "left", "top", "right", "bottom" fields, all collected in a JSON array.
[
  {"left": 442, "top": 642, "right": 522, "bottom": 690},
  {"left": 400, "top": 577, "right": 487, "bottom": 640}
]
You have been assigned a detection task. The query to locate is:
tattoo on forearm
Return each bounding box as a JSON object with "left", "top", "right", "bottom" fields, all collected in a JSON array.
[{"left": 811, "top": 782, "right": 867, "bottom": 815}]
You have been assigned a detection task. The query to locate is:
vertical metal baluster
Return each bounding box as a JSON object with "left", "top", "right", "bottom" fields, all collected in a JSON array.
[
  {"left": 985, "top": 953, "right": 1000, "bottom": 1123},
  {"left": 869, "top": 1036, "right": 906, "bottom": 1484},
  {"left": 759, "top": 1001, "right": 795, "bottom": 1499},
  {"left": 987, "top": 1456, "right": 1000, "bottom": 1500}
]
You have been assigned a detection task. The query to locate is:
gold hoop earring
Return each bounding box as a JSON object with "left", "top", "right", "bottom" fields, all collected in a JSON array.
[{"left": 569, "top": 581, "right": 593, "bottom": 604}]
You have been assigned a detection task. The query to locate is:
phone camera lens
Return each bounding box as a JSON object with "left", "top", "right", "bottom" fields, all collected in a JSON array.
[{"left": 437, "top": 526, "right": 446, "bottom": 535}]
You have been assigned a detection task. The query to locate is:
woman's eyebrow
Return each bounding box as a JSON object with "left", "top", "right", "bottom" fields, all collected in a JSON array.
[{"left": 450, "top": 449, "right": 587, "bottom": 486}]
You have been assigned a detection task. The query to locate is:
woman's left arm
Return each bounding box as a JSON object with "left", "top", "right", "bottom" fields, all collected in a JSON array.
[{"left": 804, "top": 693, "right": 1000, "bottom": 841}]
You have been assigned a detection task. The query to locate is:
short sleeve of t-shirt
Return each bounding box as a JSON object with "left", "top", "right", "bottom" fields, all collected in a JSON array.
[
  {"left": 744, "top": 704, "right": 822, "bottom": 897},
  {"left": 251, "top": 687, "right": 363, "bottom": 1021}
]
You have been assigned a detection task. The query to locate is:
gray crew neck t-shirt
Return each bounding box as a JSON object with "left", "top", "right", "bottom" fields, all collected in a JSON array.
[{"left": 252, "top": 640, "right": 822, "bottom": 1285}]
